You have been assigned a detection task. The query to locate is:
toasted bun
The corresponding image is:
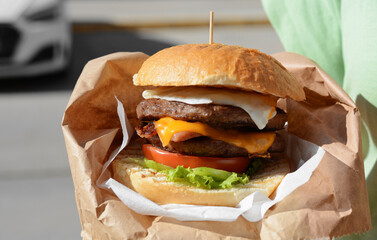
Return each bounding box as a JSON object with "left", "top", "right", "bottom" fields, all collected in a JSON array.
[
  {"left": 112, "top": 157, "right": 290, "bottom": 207},
  {"left": 133, "top": 43, "right": 305, "bottom": 101}
]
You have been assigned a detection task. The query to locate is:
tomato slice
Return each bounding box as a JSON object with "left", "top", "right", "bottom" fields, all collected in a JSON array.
[{"left": 142, "top": 144, "right": 250, "bottom": 173}]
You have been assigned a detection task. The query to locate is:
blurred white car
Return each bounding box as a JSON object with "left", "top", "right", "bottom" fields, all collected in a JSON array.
[{"left": 0, "top": 0, "right": 71, "bottom": 78}]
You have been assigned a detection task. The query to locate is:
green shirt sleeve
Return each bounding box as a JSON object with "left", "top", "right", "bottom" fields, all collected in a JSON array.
[
  {"left": 261, "top": 0, "right": 344, "bottom": 85},
  {"left": 261, "top": 0, "right": 377, "bottom": 239}
]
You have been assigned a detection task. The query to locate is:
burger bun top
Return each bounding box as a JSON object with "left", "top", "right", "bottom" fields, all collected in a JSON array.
[{"left": 133, "top": 43, "right": 305, "bottom": 101}]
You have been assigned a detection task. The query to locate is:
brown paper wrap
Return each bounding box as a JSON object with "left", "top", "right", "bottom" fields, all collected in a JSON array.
[{"left": 62, "top": 51, "right": 371, "bottom": 239}]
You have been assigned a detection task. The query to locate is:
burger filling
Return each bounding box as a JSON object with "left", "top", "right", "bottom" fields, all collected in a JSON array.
[
  {"left": 137, "top": 123, "right": 284, "bottom": 158},
  {"left": 130, "top": 88, "right": 287, "bottom": 189},
  {"left": 138, "top": 93, "right": 285, "bottom": 130}
]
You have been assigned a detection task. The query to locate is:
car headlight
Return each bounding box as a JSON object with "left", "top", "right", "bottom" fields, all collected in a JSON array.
[{"left": 25, "top": 4, "right": 61, "bottom": 22}]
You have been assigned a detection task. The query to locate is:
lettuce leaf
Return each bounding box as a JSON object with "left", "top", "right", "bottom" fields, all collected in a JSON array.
[
  {"left": 144, "top": 159, "right": 173, "bottom": 171},
  {"left": 163, "top": 166, "right": 249, "bottom": 189},
  {"left": 128, "top": 157, "right": 172, "bottom": 171},
  {"left": 126, "top": 157, "right": 262, "bottom": 189}
]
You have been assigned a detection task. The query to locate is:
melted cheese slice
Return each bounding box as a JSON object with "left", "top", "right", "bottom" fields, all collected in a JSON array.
[
  {"left": 143, "top": 87, "right": 277, "bottom": 130},
  {"left": 154, "top": 117, "right": 276, "bottom": 154}
]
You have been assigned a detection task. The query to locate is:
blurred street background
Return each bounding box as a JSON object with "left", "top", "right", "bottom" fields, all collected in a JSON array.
[{"left": 0, "top": 0, "right": 283, "bottom": 239}]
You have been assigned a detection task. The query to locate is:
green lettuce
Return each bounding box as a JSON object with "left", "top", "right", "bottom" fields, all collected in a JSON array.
[
  {"left": 127, "top": 157, "right": 262, "bottom": 190},
  {"left": 163, "top": 166, "right": 249, "bottom": 189}
]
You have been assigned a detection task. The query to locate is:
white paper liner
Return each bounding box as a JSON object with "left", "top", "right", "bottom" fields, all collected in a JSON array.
[{"left": 98, "top": 99, "right": 325, "bottom": 222}]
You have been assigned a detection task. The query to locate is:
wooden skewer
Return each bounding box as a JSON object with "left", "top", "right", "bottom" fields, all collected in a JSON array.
[{"left": 209, "top": 11, "right": 214, "bottom": 44}]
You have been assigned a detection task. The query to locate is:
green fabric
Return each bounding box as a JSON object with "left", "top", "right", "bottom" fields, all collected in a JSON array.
[{"left": 261, "top": 0, "right": 377, "bottom": 239}]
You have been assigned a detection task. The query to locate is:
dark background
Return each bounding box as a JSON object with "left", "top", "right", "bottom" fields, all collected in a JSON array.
[{"left": 1, "top": 30, "right": 173, "bottom": 93}]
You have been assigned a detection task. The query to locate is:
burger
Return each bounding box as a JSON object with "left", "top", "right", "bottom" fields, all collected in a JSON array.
[{"left": 112, "top": 43, "right": 305, "bottom": 207}]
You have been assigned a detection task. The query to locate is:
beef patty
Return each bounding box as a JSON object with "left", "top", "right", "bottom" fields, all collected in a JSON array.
[
  {"left": 137, "top": 98, "right": 286, "bottom": 130},
  {"left": 136, "top": 122, "right": 284, "bottom": 158}
]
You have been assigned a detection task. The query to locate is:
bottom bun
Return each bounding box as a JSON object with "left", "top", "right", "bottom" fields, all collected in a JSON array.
[{"left": 111, "top": 157, "right": 290, "bottom": 207}]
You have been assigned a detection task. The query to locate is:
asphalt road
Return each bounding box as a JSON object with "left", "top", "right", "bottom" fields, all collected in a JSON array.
[
  {"left": 0, "top": 25, "right": 283, "bottom": 239},
  {"left": 0, "top": 30, "right": 174, "bottom": 93}
]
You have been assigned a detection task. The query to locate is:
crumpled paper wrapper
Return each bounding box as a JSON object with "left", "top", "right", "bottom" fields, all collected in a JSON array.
[
  {"left": 97, "top": 98, "right": 326, "bottom": 222},
  {"left": 62, "top": 51, "right": 371, "bottom": 239}
]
